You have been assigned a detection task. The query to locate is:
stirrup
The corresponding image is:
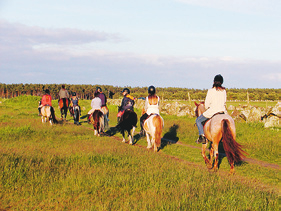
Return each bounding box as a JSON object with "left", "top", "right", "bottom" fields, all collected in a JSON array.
[{"left": 196, "top": 135, "right": 206, "bottom": 144}]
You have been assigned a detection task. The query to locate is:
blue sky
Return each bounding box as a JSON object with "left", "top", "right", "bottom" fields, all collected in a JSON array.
[{"left": 0, "top": 0, "right": 280, "bottom": 89}]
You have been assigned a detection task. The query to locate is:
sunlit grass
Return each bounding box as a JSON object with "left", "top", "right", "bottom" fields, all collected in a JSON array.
[{"left": 0, "top": 96, "right": 279, "bottom": 210}]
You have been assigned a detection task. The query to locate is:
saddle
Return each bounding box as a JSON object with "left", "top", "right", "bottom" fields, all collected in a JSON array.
[{"left": 202, "top": 112, "right": 225, "bottom": 126}]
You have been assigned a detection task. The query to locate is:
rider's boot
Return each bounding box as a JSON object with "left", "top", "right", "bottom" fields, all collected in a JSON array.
[{"left": 196, "top": 135, "right": 206, "bottom": 144}]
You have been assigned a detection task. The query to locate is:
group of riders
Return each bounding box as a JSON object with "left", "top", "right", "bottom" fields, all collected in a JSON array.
[{"left": 38, "top": 74, "right": 227, "bottom": 143}]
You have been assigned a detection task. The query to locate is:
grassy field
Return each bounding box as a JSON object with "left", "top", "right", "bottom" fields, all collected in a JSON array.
[{"left": 0, "top": 96, "right": 279, "bottom": 210}]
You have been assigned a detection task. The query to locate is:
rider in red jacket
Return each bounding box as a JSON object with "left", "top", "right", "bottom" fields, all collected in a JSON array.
[{"left": 39, "top": 89, "right": 58, "bottom": 123}]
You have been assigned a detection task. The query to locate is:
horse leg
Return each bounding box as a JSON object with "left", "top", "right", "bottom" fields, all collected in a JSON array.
[
  {"left": 153, "top": 137, "right": 158, "bottom": 152},
  {"left": 229, "top": 162, "right": 235, "bottom": 175},
  {"left": 213, "top": 143, "right": 219, "bottom": 172},
  {"left": 146, "top": 133, "right": 152, "bottom": 149},
  {"left": 129, "top": 126, "right": 135, "bottom": 145},
  {"left": 121, "top": 130, "right": 126, "bottom": 143},
  {"left": 202, "top": 143, "right": 212, "bottom": 169}
]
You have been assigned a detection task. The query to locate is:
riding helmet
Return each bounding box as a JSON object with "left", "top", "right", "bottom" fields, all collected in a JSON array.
[
  {"left": 148, "top": 85, "right": 156, "bottom": 95},
  {"left": 45, "top": 89, "right": 50, "bottom": 94},
  {"left": 122, "top": 88, "right": 130, "bottom": 94},
  {"left": 96, "top": 87, "right": 102, "bottom": 92},
  {"left": 214, "top": 74, "right": 223, "bottom": 84},
  {"left": 72, "top": 92, "right": 76, "bottom": 96}
]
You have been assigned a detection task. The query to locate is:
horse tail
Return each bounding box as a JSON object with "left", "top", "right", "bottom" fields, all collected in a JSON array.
[
  {"left": 222, "top": 119, "right": 246, "bottom": 164},
  {"left": 154, "top": 115, "right": 163, "bottom": 148}
]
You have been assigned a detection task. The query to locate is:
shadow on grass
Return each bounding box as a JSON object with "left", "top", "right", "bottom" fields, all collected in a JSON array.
[
  {"left": 104, "top": 126, "right": 119, "bottom": 137},
  {"left": 161, "top": 124, "right": 179, "bottom": 150}
]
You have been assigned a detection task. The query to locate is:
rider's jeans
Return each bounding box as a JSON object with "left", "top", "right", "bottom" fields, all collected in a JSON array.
[{"left": 196, "top": 114, "right": 209, "bottom": 136}]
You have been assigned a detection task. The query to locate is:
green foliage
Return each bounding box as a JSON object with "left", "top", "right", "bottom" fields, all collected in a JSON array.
[{"left": 0, "top": 83, "right": 280, "bottom": 101}]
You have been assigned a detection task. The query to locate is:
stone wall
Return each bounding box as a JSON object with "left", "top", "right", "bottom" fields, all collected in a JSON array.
[{"left": 108, "top": 99, "right": 280, "bottom": 128}]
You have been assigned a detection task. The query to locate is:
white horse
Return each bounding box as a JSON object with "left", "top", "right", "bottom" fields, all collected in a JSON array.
[
  {"left": 41, "top": 106, "right": 53, "bottom": 125},
  {"left": 143, "top": 114, "right": 164, "bottom": 152}
]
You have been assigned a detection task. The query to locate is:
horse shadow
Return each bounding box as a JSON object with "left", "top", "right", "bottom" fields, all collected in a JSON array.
[
  {"left": 161, "top": 124, "right": 179, "bottom": 149},
  {"left": 104, "top": 126, "right": 119, "bottom": 137}
]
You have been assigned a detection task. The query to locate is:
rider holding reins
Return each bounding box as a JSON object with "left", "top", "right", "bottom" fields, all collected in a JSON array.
[
  {"left": 117, "top": 88, "right": 135, "bottom": 122},
  {"left": 39, "top": 89, "right": 58, "bottom": 123},
  {"left": 58, "top": 84, "right": 70, "bottom": 119},
  {"left": 196, "top": 74, "right": 227, "bottom": 144}
]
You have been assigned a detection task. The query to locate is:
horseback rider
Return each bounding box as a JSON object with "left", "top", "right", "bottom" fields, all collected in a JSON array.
[
  {"left": 95, "top": 87, "right": 107, "bottom": 107},
  {"left": 117, "top": 88, "right": 135, "bottom": 122},
  {"left": 196, "top": 74, "right": 227, "bottom": 144},
  {"left": 39, "top": 89, "right": 58, "bottom": 123},
  {"left": 70, "top": 92, "right": 81, "bottom": 124},
  {"left": 95, "top": 87, "right": 109, "bottom": 124},
  {"left": 87, "top": 91, "right": 102, "bottom": 123},
  {"left": 140, "top": 85, "right": 160, "bottom": 135},
  {"left": 58, "top": 84, "right": 70, "bottom": 119}
]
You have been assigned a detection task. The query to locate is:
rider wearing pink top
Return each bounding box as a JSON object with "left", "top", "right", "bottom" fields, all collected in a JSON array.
[{"left": 196, "top": 74, "right": 227, "bottom": 144}]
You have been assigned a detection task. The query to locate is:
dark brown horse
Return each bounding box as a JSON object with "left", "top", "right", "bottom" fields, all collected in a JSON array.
[
  {"left": 116, "top": 109, "right": 137, "bottom": 145},
  {"left": 195, "top": 102, "right": 246, "bottom": 174},
  {"left": 59, "top": 98, "right": 69, "bottom": 120},
  {"left": 90, "top": 110, "right": 104, "bottom": 136}
]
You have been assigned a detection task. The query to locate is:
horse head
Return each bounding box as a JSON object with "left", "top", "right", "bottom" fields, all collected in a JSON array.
[{"left": 195, "top": 101, "right": 205, "bottom": 117}]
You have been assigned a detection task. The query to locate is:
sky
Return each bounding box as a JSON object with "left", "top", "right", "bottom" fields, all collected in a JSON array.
[{"left": 0, "top": 0, "right": 280, "bottom": 89}]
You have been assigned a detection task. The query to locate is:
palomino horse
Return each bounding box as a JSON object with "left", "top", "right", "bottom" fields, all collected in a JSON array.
[
  {"left": 41, "top": 106, "right": 53, "bottom": 125},
  {"left": 143, "top": 114, "right": 164, "bottom": 152},
  {"left": 195, "top": 102, "right": 246, "bottom": 174},
  {"left": 59, "top": 98, "right": 69, "bottom": 120},
  {"left": 90, "top": 110, "right": 104, "bottom": 136},
  {"left": 116, "top": 109, "right": 137, "bottom": 144}
]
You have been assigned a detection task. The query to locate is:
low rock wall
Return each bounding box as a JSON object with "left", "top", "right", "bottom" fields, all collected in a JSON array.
[{"left": 107, "top": 99, "right": 280, "bottom": 128}]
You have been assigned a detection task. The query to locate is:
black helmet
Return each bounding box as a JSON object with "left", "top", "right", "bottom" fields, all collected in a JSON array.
[
  {"left": 214, "top": 74, "right": 223, "bottom": 84},
  {"left": 45, "top": 89, "right": 50, "bottom": 94},
  {"left": 96, "top": 87, "right": 102, "bottom": 92},
  {"left": 148, "top": 85, "right": 156, "bottom": 95},
  {"left": 72, "top": 92, "right": 76, "bottom": 96},
  {"left": 122, "top": 88, "right": 130, "bottom": 94}
]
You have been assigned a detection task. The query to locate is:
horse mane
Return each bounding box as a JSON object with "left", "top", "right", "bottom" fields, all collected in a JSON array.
[{"left": 148, "top": 95, "right": 158, "bottom": 105}]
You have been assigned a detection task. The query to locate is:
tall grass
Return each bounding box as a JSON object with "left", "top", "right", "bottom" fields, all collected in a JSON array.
[{"left": 0, "top": 96, "right": 279, "bottom": 210}]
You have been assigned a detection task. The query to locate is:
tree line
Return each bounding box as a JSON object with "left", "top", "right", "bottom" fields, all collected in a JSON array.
[{"left": 0, "top": 83, "right": 279, "bottom": 101}]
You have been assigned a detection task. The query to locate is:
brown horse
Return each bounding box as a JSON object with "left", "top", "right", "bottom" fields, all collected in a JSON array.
[
  {"left": 195, "top": 102, "right": 246, "bottom": 174},
  {"left": 59, "top": 98, "right": 69, "bottom": 120},
  {"left": 143, "top": 114, "right": 164, "bottom": 152},
  {"left": 90, "top": 110, "right": 104, "bottom": 136}
]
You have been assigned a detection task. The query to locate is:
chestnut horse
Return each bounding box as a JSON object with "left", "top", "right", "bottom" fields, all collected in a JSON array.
[
  {"left": 116, "top": 109, "right": 137, "bottom": 144},
  {"left": 41, "top": 106, "right": 53, "bottom": 125},
  {"left": 195, "top": 102, "right": 246, "bottom": 174},
  {"left": 59, "top": 98, "right": 69, "bottom": 120},
  {"left": 90, "top": 110, "right": 104, "bottom": 136},
  {"left": 143, "top": 114, "right": 164, "bottom": 152}
]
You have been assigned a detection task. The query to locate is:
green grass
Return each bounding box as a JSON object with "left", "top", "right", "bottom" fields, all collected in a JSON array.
[{"left": 0, "top": 96, "right": 279, "bottom": 210}]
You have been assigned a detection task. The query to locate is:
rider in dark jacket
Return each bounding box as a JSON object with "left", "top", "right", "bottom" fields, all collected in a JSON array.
[{"left": 117, "top": 88, "right": 135, "bottom": 122}]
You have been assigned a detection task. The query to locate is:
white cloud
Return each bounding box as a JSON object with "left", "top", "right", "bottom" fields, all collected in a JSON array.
[{"left": 0, "top": 20, "right": 280, "bottom": 88}]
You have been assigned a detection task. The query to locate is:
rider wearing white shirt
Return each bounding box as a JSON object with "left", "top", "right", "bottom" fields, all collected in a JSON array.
[
  {"left": 196, "top": 74, "right": 227, "bottom": 144},
  {"left": 140, "top": 85, "right": 160, "bottom": 135}
]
